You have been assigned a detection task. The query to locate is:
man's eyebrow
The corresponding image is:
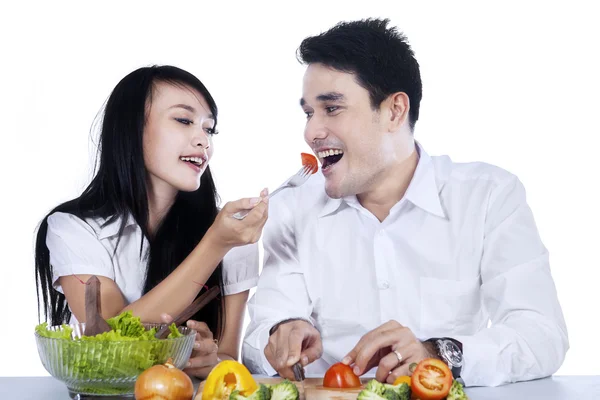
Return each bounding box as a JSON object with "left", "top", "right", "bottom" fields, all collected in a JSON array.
[
  {"left": 300, "top": 92, "right": 346, "bottom": 107},
  {"left": 316, "top": 92, "right": 345, "bottom": 102}
]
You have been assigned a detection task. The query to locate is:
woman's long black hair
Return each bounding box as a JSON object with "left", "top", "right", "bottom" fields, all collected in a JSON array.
[{"left": 34, "top": 65, "right": 225, "bottom": 339}]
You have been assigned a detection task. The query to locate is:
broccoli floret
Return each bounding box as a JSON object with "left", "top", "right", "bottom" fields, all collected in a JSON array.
[
  {"left": 447, "top": 380, "right": 469, "bottom": 400},
  {"left": 357, "top": 380, "right": 400, "bottom": 400},
  {"left": 357, "top": 388, "right": 399, "bottom": 400},
  {"left": 229, "top": 390, "right": 245, "bottom": 400},
  {"left": 357, "top": 390, "right": 381, "bottom": 400},
  {"left": 364, "top": 379, "right": 386, "bottom": 395},
  {"left": 229, "top": 384, "right": 271, "bottom": 400},
  {"left": 269, "top": 379, "right": 299, "bottom": 400},
  {"left": 383, "top": 382, "right": 410, "bottom": 400},
  {"left": 253, "top": 384, "right": 272, "bottom": 400}
]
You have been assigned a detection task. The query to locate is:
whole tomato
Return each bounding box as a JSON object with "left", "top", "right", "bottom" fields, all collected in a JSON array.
[{"left": 323, "top": 362, "right": 361, "bottom": 389}]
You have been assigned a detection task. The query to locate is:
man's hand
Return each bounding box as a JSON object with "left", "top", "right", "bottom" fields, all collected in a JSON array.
[
  {"left": 264, "top": 319, "right": 323, "bottom": 380},
  {"left": 342, "top": 320, "right": 438, "bottom": 383}
]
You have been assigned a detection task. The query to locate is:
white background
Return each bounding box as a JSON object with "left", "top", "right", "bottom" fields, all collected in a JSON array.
[{"left": 0, "top": 0, "right": 598, "bottom": 378}]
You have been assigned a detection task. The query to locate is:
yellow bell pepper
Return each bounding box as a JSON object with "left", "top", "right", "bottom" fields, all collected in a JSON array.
[
  {"left": 202, "top": 360, "right": 258, "bottom": 400},
  {"left": 393, "top": 375, "right": 412, "bottom": 387}
]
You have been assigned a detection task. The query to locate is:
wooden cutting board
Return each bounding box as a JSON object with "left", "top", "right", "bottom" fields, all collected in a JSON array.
[{"left": 196, "top": 377, "right": 366, "bottom": 400}]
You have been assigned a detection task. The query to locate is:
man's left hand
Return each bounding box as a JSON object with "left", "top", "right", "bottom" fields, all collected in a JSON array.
[{"left": 342, "top": 320, "right": 438, "bottom": 383}]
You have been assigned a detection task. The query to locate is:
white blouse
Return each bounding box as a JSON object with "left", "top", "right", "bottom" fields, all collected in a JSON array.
[{"left": 46, "top": 212, "right": 259, "bottom": 306}]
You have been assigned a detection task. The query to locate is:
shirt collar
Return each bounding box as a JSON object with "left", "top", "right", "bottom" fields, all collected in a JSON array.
[
  {"left": 97, "top": 213, "right": 138, "bottom": 240},
  {"left": 318, "top": 141, "right": 446, "bottom": 219},
  {"left": 318, "top": 197, "right": 344, "bottom": 218},
  {"left": 403, "top": 142, "right": 446, "bottom": 218}
]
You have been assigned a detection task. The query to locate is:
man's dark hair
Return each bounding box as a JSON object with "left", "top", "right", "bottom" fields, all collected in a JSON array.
[{"left": 297, "top": 18, "right": 422, "bottom": 131}]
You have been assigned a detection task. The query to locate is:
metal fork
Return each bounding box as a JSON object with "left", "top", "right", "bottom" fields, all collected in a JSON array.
[{"left": 232, "top": 165, "right": 315, "bottom": 220}]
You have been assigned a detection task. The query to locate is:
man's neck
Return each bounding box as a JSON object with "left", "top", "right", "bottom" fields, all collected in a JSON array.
[{"left": 357, "top": 146, "right": 419, "bottom": 222}]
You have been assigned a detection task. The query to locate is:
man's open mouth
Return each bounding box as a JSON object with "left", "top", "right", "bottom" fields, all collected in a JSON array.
[{"left": 317, "top": 149, "right": 344, "bottom": 170}]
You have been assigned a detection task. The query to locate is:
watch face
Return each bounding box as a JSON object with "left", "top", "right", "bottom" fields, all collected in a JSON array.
[{"left": 441, "top": 340, "right": 463, "bottom": 367}]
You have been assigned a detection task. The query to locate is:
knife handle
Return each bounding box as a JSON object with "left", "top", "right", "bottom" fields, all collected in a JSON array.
[{"left": 292, "top": 362, "right": 305, "bottom": 381}]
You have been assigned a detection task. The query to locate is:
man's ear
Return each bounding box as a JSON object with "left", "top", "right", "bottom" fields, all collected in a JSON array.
[{"left": 385, "top": 92, "right": 410, "bottom": 131}]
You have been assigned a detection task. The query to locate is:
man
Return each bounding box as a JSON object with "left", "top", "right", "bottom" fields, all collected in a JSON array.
[{"left": 242, "top": 18, "right": 568, "bottom": 387}]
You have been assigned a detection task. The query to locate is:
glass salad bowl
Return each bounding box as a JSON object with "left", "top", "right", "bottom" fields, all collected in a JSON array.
[{"left": 35, "top": 317, "right": 195, "bottom": 398}]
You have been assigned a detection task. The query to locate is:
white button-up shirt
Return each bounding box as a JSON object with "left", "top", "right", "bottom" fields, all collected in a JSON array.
[
  {"left": 46, "top": 212, "right": 259, "bottom": 320},
  {"left": 242, "top": 143, "right": 568, "bottom": 387}
]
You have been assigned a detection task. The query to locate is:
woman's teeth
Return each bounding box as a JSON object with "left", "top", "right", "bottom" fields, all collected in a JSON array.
[
  {"left": 317, "top": 149, "right": 343, "bottom": 159},
  {"left": 180, "top": 156, "right": 204, "bottom": 165}
]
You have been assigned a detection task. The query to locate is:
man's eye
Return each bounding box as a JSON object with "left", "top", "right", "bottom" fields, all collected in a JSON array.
[{"left": 326, "top": 106, "right": 339, "bottom": 113}]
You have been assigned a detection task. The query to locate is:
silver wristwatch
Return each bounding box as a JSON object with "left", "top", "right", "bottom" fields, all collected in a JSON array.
[{"left": 433, "top": 338, "right": 463, "bottom": 383}]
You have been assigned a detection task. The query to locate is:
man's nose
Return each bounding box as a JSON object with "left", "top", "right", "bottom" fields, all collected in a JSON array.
[{"left": 304, "top": 119, "right": 328, "bottom": 146}]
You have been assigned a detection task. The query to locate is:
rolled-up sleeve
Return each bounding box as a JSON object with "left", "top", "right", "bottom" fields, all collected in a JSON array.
[
  {"left": 221, "top": 243, "right": 260, "bottom": 296},
  {"left": 46, "top": 212, "right": 115, "bottom": 293},
  {"left": 454, "top": 176, "right": 569, "bottom": 386}
]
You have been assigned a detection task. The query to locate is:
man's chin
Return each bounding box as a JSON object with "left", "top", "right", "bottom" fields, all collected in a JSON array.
[{"left": 324, "top": 180, "right": 345, "bottom": 199}]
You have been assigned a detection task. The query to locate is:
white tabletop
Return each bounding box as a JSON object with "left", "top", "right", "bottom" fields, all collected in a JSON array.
[{"left": 0, "top": 375, "right": 598, "bottom": 399}]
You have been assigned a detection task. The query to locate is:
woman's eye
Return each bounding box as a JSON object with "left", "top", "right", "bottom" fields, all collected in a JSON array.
[
  {"left": 204, "top": 127, "right": 218, "bottom": 135},
  {"left": 175, "top": 118, "right": 193, "bottom": 125}
]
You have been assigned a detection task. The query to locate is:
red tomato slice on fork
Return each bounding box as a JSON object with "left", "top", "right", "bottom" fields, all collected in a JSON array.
[{"left": 301, "top": 152, "right": 319, "bottom": 174}]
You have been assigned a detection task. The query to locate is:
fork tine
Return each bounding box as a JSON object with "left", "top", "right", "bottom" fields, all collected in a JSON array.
[{"left": 301, "top": 165, "right": 312, "bottom": 177}]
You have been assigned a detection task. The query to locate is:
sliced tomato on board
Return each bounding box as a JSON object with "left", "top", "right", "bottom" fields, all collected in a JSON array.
[
  {"left": 410, "top": 358, "right": 453, "bottom": 400},
  {"left": 323, "top": 362, "right": 362, "bottom": 388},
  {"left": 301, "top": 152, "right": 319, "bottom": 174}
]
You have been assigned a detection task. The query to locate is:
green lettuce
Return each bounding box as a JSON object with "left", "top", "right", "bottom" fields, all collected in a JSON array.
[
  {"left": 35, "top": 322, "right": 73, "bottom": 339},
  {"left": 35, "top": 311, "right": 185, "bottom": 395}
]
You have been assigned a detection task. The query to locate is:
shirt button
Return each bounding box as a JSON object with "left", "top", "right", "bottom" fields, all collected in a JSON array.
[
  {"left": 378, "top": 229, "right": 385, "bottom": 236},
  {"left": 380, "top": 281, "right": 390, "bottom": 289}
]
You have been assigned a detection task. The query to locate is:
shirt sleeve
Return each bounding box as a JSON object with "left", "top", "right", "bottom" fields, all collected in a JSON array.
[
  {"left": 46, "top": 212, "right": 115, "bottom": 293},
  {"left": 221, "top": 242, "right": 260, "bottom": 295},
  {"left": 453, "top": 175, "right": 569, "bottom": 387},
  {"left": 241, "top": 190, "right": 314, "bottom": 375}
]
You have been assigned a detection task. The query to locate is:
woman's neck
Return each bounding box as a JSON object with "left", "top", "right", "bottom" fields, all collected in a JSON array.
[{"left": 146, "top": 178, "right": 178, "bottom": 236}]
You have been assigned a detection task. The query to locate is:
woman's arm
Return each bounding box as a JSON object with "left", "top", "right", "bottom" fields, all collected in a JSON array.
[
  {"left": 58, "top": 197, "right": 267, "bottom": 323},
  {"left": 216, "top": 290, "right": 251, "bottom": 361},
  {"left": 59, "top": 230, "right": 228, "bottom": 323}
]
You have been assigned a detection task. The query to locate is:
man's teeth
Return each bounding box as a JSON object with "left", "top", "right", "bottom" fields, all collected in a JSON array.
[
  {"left": 180, "top": 156, "right": 204, "bottom": 165},
  {"left": 317, "top": 149, "right": 344, "bottom": 158}
]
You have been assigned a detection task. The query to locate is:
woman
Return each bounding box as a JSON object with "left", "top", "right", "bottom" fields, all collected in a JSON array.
[{"left": 34, "top": 65, "right": 268, "bottom": 378}]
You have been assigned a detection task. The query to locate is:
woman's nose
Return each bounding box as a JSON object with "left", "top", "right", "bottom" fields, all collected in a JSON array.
[{"left": 192, "top": 131, "right": 210, "bottom": 149}]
